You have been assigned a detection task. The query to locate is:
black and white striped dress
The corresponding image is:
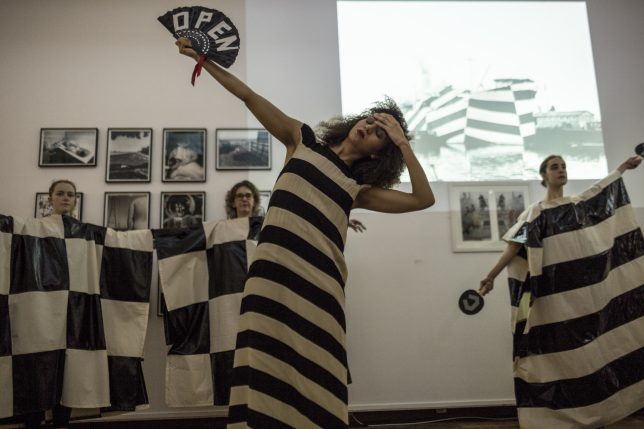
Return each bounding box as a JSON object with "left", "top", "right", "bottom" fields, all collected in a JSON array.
[{"left": 227, "top": 124, "right": 363, "bottom": 429}]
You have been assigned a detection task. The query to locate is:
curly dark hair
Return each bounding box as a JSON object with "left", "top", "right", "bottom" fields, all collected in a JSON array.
[
  {"left": 225, "top": 180, "right": 262, "bottom": 219},
  {"left": 316, "top": 97, "right": 410, "bottom": 189}
]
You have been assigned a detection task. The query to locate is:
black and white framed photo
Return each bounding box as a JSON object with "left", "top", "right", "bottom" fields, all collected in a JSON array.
[
  {"left": 103, "top": 192, "right": 150, "bottom": 231},
  {"left": 216, "top": 128, "right": 271, "bottom": 170},
  {"left": 449, "top": 183, "right": 529, "bottom": 252},
  {"left": 34, "top": 192, "right": 83, "bottom": 220},
  {"left": 39, "top": 128, "right": 98, "bottom": 167},
  {"left": 257, "top": 190, "right": 271, "bottom": 216},
  {"left": 105, "top": 128, "right": 152, "bottom": 182},
  {"left": 160, "top": 192, "right": 205, "bottom": 229},
  {"left": 162, "top": 129, "right": 206, "bottom": 182}
]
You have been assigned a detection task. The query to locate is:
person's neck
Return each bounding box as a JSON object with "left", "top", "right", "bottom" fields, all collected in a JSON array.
[
  {"left": 545, "top": 186, "right": 564, "bottom": 202},
  {"left": 331, "top": 139, "right": 363, "bottom": 166}
]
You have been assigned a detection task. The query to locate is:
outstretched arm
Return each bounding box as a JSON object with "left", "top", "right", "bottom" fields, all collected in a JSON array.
[
  {"left": 478, "top": 242, "right": 521, "bottom": 296},
  {"left": 617, "top": 155, "right": 642, "bottom": 174},
  {"left": 176, "top": 39, "right": 302, "bottom": 158},
  {"left": 354, "top": 113, "right": 435, "bottom": 213}
]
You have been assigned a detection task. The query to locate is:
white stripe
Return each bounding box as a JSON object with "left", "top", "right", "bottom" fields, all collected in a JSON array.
[
  {"left": 101, "top": 298, "right": 149, "bottom": 357},
  {"left": 159, "top": 250, "right": 209, "bottom": 311},
  {"left": 0, "top": 356, "right": 12, "bottom": 418},
  {"left": 0, "top": 232, "right": 10, "bottom": 295},
  {"left": 465, "top": 127, "right": 524, "bottom": 145},
  {"left": 62, "top": 349, "right": 110, "bottom": 408},
  {"left": 166, "top": 354, "right": 214, "bottom": 407},
  {"left": 467, "top": 106, "right": 520, "bottom": 126},
  {"left": 104, "top": 228, "right": 153, "bottom": 252}
]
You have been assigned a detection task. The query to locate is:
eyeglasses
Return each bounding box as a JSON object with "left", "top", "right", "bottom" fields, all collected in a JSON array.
[{"left": 235, "top": 192, "right": 253, "bottom": 200}]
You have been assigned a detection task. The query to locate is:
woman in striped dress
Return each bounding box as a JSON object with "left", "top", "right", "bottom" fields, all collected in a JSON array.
[{"left": 176, "top": 38, "right": 435, "bottom": 429}]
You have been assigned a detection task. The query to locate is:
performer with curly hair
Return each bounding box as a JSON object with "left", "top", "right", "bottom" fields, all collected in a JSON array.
[{"left": 174, "top": 38, "right": 435, "bottom": 429}]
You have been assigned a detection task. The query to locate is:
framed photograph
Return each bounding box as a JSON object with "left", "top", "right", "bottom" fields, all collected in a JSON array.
[
  {"left": 257, "top": 190, "right": 271, "bottom": 216},
  {"left": 34, "top": 192, "right": 83, "bottom": 221},
  {"left": 449, "top": 183, "right": 529, "bottom": 252},
  {"left": 160, "top": 192, "right": 205, "bottom": 229},
  {"left": 105, "top": 128, "right": 152, "bottom": 182},
  {"left": 216, "top": 128, "right": 271, "bottom": 170},
  {"left": 103, "top": 192, "right": 150, "bottom": 231},
  {"left": 162, "top": 129, "right": 206, "bottom": 182},
  {"left": 39, "top": 128, "right": 98, "bottom": 167}
]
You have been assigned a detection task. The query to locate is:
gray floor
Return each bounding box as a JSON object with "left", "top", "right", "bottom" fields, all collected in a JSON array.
[{"left": 353, "top": 416, "right": 644, "bottom": 428}]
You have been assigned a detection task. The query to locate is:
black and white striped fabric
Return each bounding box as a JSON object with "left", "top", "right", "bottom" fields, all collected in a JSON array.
[
  {"left": 153, "top": 217, "right": 261, "bottom": 407},
  {"left": 0, "top": 215, "right": 152, "bottom": 419},
  {"left": 504, "top": 171, "right": 644, "bottom": 428}
]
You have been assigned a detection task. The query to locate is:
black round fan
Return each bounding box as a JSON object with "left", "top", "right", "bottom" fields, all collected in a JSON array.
[{"left": 158, "top": 6, "right": 240, "bottom": 69}]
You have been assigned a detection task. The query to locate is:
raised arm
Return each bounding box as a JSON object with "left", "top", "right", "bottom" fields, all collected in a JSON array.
[
  {"left": 617, "top": 155, "right": 642, "bottom": 174},
  {"left": 176, "top": 39, "right": 302, "bottom": 157},
  {"left": 478, "top": 242, "right": 522, "bottom": 296},
  {"left": 354, "top": 113, "right": 435, "bottom": 213}
]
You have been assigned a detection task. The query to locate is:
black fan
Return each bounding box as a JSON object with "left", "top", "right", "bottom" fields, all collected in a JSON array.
[
  {"left": 158, "top": 6, "right": 240, "bottom": 68},
  {"left": 636, "top": 142, "right": 644, "bottom": 157}
]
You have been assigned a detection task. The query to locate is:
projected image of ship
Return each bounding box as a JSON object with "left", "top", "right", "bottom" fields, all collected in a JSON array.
[{"left": 403, "top": 79, "right": 604, "bottom": 181}]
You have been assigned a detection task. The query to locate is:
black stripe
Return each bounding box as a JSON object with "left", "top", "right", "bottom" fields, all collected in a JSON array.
[
  {"left": 270, "top": 189, "right": 345, "bottom": 251},
  {"left": 463, "top": 135, "right": 497, "bottom": 147},
  {"left": 535, "top": 228, "right": 644, "bottom": 297},
  {"left": 258, "top": 225, "right": 345, "bottom": 288},
  {"left": 509, "top": 277, "right": 528, "bottom": 307},
  {"left": 230, "top": 366, "right": 347, "bottom": 429},
  {"left": 66, "top": 292, "right": 106, "bottom": 350},
  {"left": 165, "top": 301, "right": 211, "bottom": 355},
  {"left": 515, "top": 346, "right": 644, "bottom": 409},
  {"left": 12, "top": 350, "right": 65, "bottom": 415},
  {"left": 530, "top": 178, "right": 631, "bottom": 242},
  {"left": 10, "top": 235, "right": 69, "bottom": 293},
  {"left": 248, "top": 259, "right": 346, "bottom": 329},
  {"left": 100, "top": 246, "right": 152, "bottom": 302},
  {"left": 240, "top": 294, "right": 346, "bottom": 366},
  {"left": 152, "top": 226, "right": 206, "bottom": 260},
  {"left": 207, "top": 241, "right": 248, "bottom": 298},
  {"left": 279, "top": 158, "right": 353, "bottom": 217},
  {"left": 211, "top": 350, "right": 235, "bottom": 405},
  {"left": 513, "top": 320, "right": 529, "bottom": 359},
  {"left": 227, "top": 404, "right": 296, "bottom": 429},
  {"left": 519, "top": 113, "right": 535, "bottom": 124},
  {"left": 299, "top": 124, "right": 317, "bottom": 148},
  {"left": 466, "top": 119, "right": 520, "bottom": 135},
  {"left": 62, "top": 216, "right": 106, "bottom": 244},
  {"left": 102, "top": 356, "right": 148, "bottom": 412},
  {"left": 0, "top": 214, "right": 12, "bottom": 233},
  {"left": 520, "top": 284, "right": 644, "bottom": 356},
  {"left": 0, "top": 294, "right": 11, "bottom": 356},
  {"left": 236, "top": 330, "right": 347, "bottom": 402},
  {"left": 248, "top": 216, "right": 263, "bottom": 240},
  {"left": 469, "top": 98, "right": 517, "bottom": 113}
]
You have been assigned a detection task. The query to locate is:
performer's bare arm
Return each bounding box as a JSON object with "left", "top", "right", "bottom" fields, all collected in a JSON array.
[
  {"left": 617, "top": 155, "right": 642, "bottom": 174},
  {"left": 478, "top": 242, "right": 522, "bottom": 296},
  {"left": 176, "top": 39, "right": 302, "bottom": 159},
  {"left": 354, "top": 113, "right": 435, "bottom": 213}
]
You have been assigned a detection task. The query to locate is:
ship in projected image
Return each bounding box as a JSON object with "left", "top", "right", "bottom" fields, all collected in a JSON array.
[{"left": 405, "top": 79, "right": 603, "bottom": 157}]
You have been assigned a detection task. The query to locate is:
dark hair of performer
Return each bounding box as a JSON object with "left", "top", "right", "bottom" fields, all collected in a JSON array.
[
  {"left": 225, "top": 180, "right": 261, "bottom": 219},
  {"left": 48, "top": 179, "right": 77, "bottom": 216},
  {"left": 479, "top": 154, "right": 642, "bottom": 296}
]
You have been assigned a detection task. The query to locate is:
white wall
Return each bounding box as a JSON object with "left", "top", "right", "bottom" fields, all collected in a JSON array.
[{"left": 0, "top": 0, "right": 643, "bottom": 419}]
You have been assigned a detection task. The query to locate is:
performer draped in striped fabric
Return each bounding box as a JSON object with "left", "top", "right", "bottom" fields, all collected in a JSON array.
[
  {"left": 479, "top": 154, "right": 643, "bottom": 429},
  {"left": 174, "top": 38, "right": 435, "bottom": 428}
]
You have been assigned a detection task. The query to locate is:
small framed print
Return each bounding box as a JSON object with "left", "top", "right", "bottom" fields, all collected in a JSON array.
[
  {"left": 105, "top": 128, "right": 152, "bottom": 182},
  {"left": 39, "top": 128, "right": 98, "bottom": 167},
  {"left": 34, "top": 192, "right": 83, "bottom": 221},
  {"left": 160, "top": 192, "right": 205, "bottom": 229},
  {"left": 257, "top": 190, "right": 271, "bottom": 216},
  {"left": 162, "top": 129, "right": 206, "bottom": 182},
  {"left": 216, "top": 128, "right": 271, "bottom": 170},
  {"left": 104, "top": 192, "right": 150, "bottom": 231},
  {"left": 449, "top": 183, "right": 529, "bottom": 252}
]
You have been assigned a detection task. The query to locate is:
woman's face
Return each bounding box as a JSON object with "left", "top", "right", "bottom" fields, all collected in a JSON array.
[
  {"left": 542, "top": 157, "right": 567, "bottom": 188},
  {"left": 49, "top": 182, "right": 76, "bottom": 215},
  {"left": 232, "top": 186, "right": 255, "bottom": 218},
  {"left": 349, "top": 116, "right": 390, "bottom": 156}
]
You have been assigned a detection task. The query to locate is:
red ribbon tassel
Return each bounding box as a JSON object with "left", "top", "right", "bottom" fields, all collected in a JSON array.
[{"left": 191, "top": 55, "right": 206, "bottom": 86}]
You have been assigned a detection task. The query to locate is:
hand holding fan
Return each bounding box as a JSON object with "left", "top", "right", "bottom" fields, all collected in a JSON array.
[{"left": 159, "top": 6, "right": 240, "bottom": 84}]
